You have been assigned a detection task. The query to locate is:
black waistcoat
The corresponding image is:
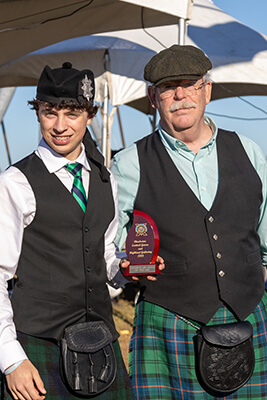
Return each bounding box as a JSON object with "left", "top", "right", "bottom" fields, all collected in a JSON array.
[
  {"left": 135, "top": 129, "right": 265, "bottom": 323},
  {"left": 11, "top": 153, "right": 118, "bottom": 342}
]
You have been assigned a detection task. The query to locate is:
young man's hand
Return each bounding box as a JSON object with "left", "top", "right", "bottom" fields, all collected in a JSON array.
[
  {"left": 120, "top": 256, "right": 165, "bottom": 281},
  {"left": 6, "top": 360, "right": 46, "bottom": 400}
]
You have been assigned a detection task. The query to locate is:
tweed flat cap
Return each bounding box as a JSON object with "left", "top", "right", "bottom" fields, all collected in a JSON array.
[
  {"left": 144, "top": 45, "right": 212, "bottom": 86},
  {"left": 36, "top": 62, "right": 95, "bottom": 105}
]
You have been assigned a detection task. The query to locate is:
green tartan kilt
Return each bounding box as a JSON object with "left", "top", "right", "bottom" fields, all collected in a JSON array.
[
  {"left": 1, "top": 334, "right": 134, "bottom": 400},
  {"left": 129, "top": 292, "right": 267, "bottom": 400}
]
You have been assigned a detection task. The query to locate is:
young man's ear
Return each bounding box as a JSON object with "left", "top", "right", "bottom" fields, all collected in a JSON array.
[
  {"left": 86, "top": 116, "right": 93, "bottom": 126},
  {"left": 36, "top": 109, "right": 40, "bottom": 123}
]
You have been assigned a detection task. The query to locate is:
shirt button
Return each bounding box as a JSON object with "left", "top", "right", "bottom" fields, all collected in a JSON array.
[
  {"left": 201, "top": 186, "right": 206, "bottom": 191},
  {"left": 85, "top": 247, "right": 90, "bottom": 252},
  {"left": 88, "top": 307, "right": 92, "bottom": 312},
  {"left": 84, "top": 227, "right": 89, "bottom": 233},
  {"left": 219, "top": 270, "right": 225, "bottom": 277},
  {"left": 208, "top": 216, "right": 214, "bottom": 223},
  {"left": 213, "top": 234, "right": 218, "bottom": 240},
  {"left": 87, "top": 267, "right": 91, "bottom": 273},
  {"left": 216, "top": 253, "right": 222, "bottom": 259},
  {"left": 88, "top": 287, "right": 93, "bottom": 293}
]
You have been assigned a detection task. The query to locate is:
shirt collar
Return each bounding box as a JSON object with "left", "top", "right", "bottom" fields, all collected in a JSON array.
[
  {"left": 35, "top": 138, "right": 91, "bottom": 173},
  {"left": 158, "top": 115, "right": 218, "bottom": 153}
]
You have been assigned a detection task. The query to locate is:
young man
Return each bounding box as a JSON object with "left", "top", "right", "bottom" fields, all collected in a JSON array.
[
  {"left": 0, "top": 62, "right": 149, "bottom": 400},
  {"left": 111, "top": 45, "right": 267, "bottom": 399}
]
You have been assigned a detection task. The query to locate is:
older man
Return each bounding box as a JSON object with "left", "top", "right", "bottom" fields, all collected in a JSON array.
[{"left": 111, "top": 45, "right": 267, "bottom": 399}]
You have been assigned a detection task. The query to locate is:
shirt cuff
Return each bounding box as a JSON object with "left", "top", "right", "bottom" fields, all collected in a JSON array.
[
  {"left": 108, "top": 269, "right": 129, "bottom": 289},
  {"left": 0, "top": 340, "right": 28, "bottom": 373},
  {"left": 4, "top": 360, "right": 25, "bottom": 375},
  {"left": 107, "top": 252, "right": 129, "bottom": 288},
  {"left": 261, "top": 252, "right": 267, "bottom": 266}
]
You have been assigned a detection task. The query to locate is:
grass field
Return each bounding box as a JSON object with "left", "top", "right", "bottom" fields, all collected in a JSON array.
[{"left": 112, "top": 287, "right": 136, "bottom": 370}]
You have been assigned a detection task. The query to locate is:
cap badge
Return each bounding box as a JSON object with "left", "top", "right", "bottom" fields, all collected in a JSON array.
[{"left": 81, "top": 75, "right": 94, "bottom": 101}]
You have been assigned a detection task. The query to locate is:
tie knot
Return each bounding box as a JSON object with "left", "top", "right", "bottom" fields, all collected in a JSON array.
[{"left": 65, "top": 162, "right": 83, "bottom": 177}]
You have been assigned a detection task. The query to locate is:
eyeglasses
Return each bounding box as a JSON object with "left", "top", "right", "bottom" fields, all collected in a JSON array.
[{"left": 157, "top": 81, "right": 206, "bottom": 99}]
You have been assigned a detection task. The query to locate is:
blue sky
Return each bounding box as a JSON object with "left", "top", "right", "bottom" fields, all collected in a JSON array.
[{"left": 1, "top": 0, "right": 267, "bottom": 171}]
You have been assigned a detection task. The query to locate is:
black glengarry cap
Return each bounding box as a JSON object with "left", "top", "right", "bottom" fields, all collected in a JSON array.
[
  {"left": 36, "top": 62, "right": 95, "bottom": 105},
  {"left": 144, "top": 45, "right": 212, "bottom": 86}
]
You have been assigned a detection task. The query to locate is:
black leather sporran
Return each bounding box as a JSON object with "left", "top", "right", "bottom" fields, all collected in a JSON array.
[{"left": 196, "top": 321, "right": 254, "bottom": 394}]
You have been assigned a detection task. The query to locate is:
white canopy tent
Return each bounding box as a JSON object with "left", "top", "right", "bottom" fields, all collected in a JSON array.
[
  {"left": 0, "top": 36, "right": 155, "bottom": 112},
  {"left": 0, "top": 36, "right": 156, "bottom": 164},
  {"left": 0, "top": 0, "right": 193, "bottom": 165},
  {"left": 1, "top": 0, "right": 267, "bottom": 164},
  {"left": 1, "top": 0, "right": 266, "bottom": 105},
  {"left": 0, "top": 0, "right": 192, "bottom": 67},
  {"left": 110, "top": 0, "right": 267, "bottom": 112}
]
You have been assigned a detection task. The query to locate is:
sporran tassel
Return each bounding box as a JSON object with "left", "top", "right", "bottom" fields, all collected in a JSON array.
[
  {"left": 98, "top": 348, "right": 110, "bottom": 382},
  {"left": 88, "top": 353, "right": 97, "bottom": 393}
]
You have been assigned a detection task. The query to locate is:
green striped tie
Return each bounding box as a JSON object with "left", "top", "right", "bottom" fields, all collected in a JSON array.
[{"left": 65, "top": 163, "right": 87, "bottom": 212}]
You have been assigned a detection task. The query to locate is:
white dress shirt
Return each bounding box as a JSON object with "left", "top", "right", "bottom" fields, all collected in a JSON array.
[{"left": 0, "top": 138, "right": 126, "bottom": 372}]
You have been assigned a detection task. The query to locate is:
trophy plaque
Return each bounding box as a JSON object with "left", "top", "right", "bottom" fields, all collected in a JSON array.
[{"left": 124, "top": 210, "right": 160, "bottom": 276}]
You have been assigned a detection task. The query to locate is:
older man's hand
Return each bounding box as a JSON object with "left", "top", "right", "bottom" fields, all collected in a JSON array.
[{"left": 120, "top": 256, "right": 165, "bottom": 281}]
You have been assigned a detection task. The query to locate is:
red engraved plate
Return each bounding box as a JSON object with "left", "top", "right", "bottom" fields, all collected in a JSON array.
[{"left": 124, "top": 210, "right": 160, "bottom": 276}]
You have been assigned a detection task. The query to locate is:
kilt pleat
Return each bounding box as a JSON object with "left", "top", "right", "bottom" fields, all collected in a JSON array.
[
  {"left": 1, "top": 334, "right": 134, "bottom": 400},
  {"left": 129, "top": 292, "right": 267, "bottom": 400}
]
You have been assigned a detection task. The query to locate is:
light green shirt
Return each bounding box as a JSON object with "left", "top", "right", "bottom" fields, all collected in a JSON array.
[{"left": 111, "top": 116, "right": 267, "bottom": 265}]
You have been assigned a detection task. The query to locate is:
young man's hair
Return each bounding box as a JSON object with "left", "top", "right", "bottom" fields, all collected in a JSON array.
[{"left": 28, "top": 99, "right": 98, "bottom": 118}]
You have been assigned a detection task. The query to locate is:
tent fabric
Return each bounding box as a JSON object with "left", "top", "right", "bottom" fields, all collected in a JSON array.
[
  {"left": 0, "top": 0, "right": 192, "bottom": 67},
  {"left": 101, "top": 0, "right": 267, "bottom": 103},
  {"left": 0, "top": 0, "right": 266, "bottom": 113},
  {"left": 0, "top": 36, "right": 155, "bottom": 106},
  {"left": 187, "top": 0, "right": 267, "bottom": 100}
]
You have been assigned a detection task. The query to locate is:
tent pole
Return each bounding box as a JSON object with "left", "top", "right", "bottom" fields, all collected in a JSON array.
[
  {"left": 101, "top": 79, "right": 108, "bottom": 163},
  {"left": 102, "top": 50, "right": 111, "bottom": 165},
  {"left": 106, "top": 106, "right": 117, "bottom": 167},
  {"left": 1, "top": 120, "right": 12, "bottom": 165},
  {"left": 106, "top": 117, "right": 111, "bottom": 168},
  {"left": 117, "top": 107, "right": 126, "bottom": 149},
  {"left": 178, "top": 17, "right": 186, "bottom": 45}
]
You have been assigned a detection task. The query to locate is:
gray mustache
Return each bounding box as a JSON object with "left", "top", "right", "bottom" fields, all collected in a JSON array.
[{"left": 169, "top": 101, "right": 197, "bottom": 112}]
